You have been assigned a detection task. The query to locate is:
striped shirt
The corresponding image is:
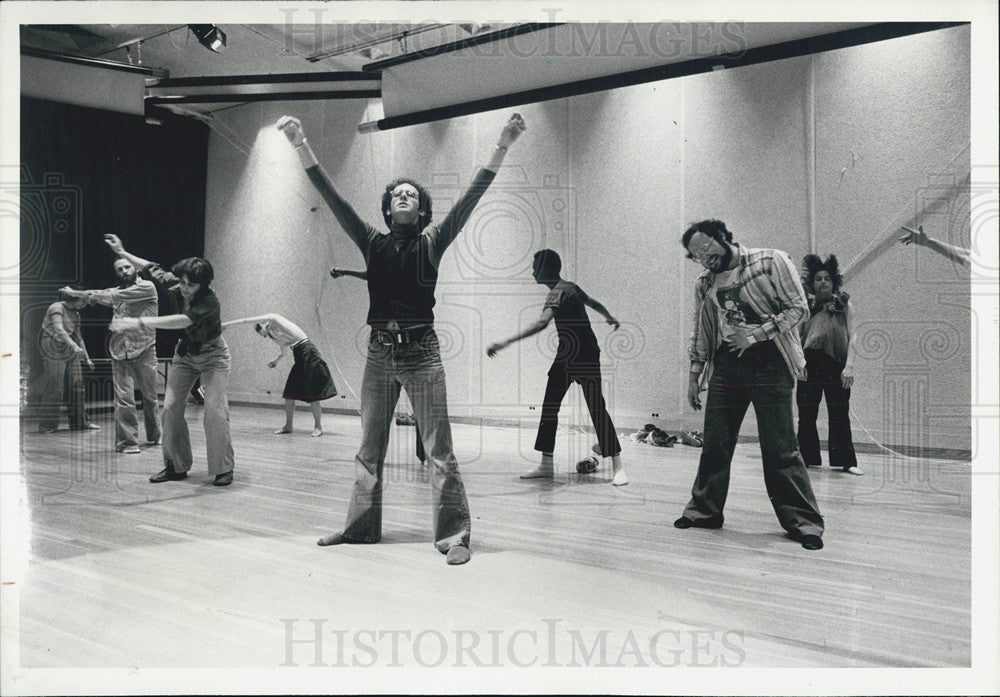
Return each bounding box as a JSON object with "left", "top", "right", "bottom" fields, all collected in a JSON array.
[{"left": 688, "top": 244, "right": 809, "bottom": 380}]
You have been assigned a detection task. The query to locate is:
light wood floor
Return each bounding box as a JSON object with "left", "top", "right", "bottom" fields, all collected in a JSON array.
[{"left": 11, "top": 405, "right": 970, "bottom": 672}]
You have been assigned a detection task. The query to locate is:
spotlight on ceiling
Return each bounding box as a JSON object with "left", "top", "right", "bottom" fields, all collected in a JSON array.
[{"left": 189, "top": 24, "right": 227, "bottom": 53}]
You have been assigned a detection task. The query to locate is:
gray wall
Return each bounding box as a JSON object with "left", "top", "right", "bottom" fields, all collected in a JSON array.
[{"left": 205, "top": 25, "right": 971, "bottom": 451}]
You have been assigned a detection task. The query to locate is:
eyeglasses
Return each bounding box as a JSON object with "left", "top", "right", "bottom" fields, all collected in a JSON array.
[
  {"left": 688, "top": 239, "right": 717, "bottom": 262},
  {"left": 391, "top": 189, "right": 419, "bottom": 201}
]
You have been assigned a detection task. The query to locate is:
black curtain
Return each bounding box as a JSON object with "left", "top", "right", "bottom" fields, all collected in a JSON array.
[{"left": 19, "top": 97, "right": 209, "bottom": 402}]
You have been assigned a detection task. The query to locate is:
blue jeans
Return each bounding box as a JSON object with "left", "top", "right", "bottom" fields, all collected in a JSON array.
[
  {"left": 342, "top": 328, "right": 471, "bottom": 552},
  {"left": 683, "top": 342, "right": 824, "bottom": 537},
  {"left": 161, "top": 337, "right": 234, "bottom": 475},
  {"left": 112, "top": 345, "right": 162, "bottom": 449}
]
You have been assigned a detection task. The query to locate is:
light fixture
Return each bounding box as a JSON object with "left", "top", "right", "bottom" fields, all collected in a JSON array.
[{"left": 188, "top": 24, "right": 227, "bottom": 53}]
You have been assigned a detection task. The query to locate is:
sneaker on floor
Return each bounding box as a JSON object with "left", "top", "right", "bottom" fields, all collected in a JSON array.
[
  {"left": 142, "top": 438, "right": 161, "bottom": 447},
  {"left": 120, "top": 445, "right": 142, "bottom": 454},
  {"left": 612, "top": 469, "right": 629, "bottom": 486},
  {"left": 213, "top": 471, "right": 233, "bottom": 486},
  {"left": 843, "top": 466, "right": 864, "bottom": 475}
]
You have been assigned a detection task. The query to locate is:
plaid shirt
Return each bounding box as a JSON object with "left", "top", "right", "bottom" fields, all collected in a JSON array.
[
  {"left": 688, "top": 244, "right": 809, "bottom": 380},
  {"left": 86, "top": 280, "right": 158, "bottom": 361}
]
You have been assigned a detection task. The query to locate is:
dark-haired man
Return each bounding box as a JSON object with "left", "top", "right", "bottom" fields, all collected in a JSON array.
[
  {"left": 676, "top": 220, "right": 825, "bottom": 550},
  {"left": 487, "top": 249, "right": 627, "bottom": 485},
  {"left": 104, "top": 234, "right": 235, "bottom": 487},
  {"left": 278, "top": 112, "right": 526, "bottom": 565},
  {"left": 61, "top": 256, "right": 161, "bottom": 454}
]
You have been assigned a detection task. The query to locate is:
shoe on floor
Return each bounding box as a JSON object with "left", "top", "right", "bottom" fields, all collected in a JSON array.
[
  {"left": 800, "top": 534, "right": 824, "bottom": 550},
  {"left": 120, "top": 445, "right": 142, "bottom": 454},
  {"left": 520, "top": 466, "right": 554, "bottom": 479},
  {"left": 673, "top": 516, "right": 723, "bottom": 529},
  {"left": 612, "top": 469, "right": 629, "bottom": 486},
  {"left": 446, "top": 546, "right": 471, "bottom": 565},
  {"left": 142, "top": 438, "right": 161, "bottom": 447},
  {"left": 576, "top": 455, "right": 599, "bottom": 474},
  {"left": 843, "top": 466, "right": 864, "bottom": 476},
  {"left": 82, "top": 423, "right": 101, "bottom": 430},
  {"left": 213, "top": 471, "right": 233, "bottom": 486},
  {"left": 149, "top": 466, "right": 187, "bottom": 483}
]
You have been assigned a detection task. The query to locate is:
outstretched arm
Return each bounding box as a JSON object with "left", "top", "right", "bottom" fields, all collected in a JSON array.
[
  {"left": 899, "top": 225, "right": 971, "bottom": 268},
  {"left": 330, "top": 268, "right": 367, "bottom": 281},
  {"left": 277, "top": 116, "right": 373, "bottom": 255},
  {"left": 103, "top": 234, "right": 153, "bottom": 270},
  {"left": 222, "top": 313, "right": 282, "bottom": 329},
  {"left": 111, "top": 314, "right": 192, "bottom": 333},
  {"left": 487, "top": 308, "right": 554, "bottom": 357},
  {"left": 583, "top": 296, "right": 620, "bottom": 330}
]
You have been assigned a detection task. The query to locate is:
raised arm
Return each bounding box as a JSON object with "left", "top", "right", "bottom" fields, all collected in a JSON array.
[
  {"left": 583, "top": 295, "right": 620, "bottom": 330},
  {"left": 899, "top": 225, "right": 971, "bottom": 268},
  {"left": 103, "top": 234, "right": 153, "bottom": 270},
  {"left": 277, "top": 116, "right": 373, "bottom": 254},
  {"left": 486, "top": 307, "right": 554, "bottom": 357},
  {"left": 430, "top": 113, "right": 528, "bottom": 263}
]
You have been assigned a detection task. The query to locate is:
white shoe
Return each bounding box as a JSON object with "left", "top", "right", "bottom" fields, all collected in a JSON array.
[
  {"left": 612, "top": 469, "right": 629, "bottom": 486},
  {"left": 844, "top": 466, "right": 864, "bottom": 476},
  {"left": 520, "top": 466, "right": 554, "bottom": 479}
]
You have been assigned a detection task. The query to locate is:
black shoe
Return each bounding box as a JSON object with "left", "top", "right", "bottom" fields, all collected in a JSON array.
[
  {"left": 673, "top": 516, "right": 723, "bottom": 529},
  {"left": 213, "top": 471, "right": 233, "bottom": 486},
  {"left": 800, "top": 534, "right": 824, "bottom": 550},
  {"left": 149, "top": 466, "right": 187, "bottom": 483}
]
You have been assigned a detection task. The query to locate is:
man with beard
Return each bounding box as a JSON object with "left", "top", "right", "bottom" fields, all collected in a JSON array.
[
  {"left": 675, "top": 220, "right": 825, "bottom": 550},
  {"left": 61, "top": 256, "right": 161, "bottom": 454}
]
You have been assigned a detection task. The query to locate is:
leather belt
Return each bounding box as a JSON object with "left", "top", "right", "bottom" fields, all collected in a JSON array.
[{"left": 372, "top": 325, "right": 430, "bottom": 347}]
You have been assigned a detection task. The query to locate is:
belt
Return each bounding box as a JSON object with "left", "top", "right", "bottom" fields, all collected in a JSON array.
[{"left": 372, "top": 325, "right": 430, "bottom": 347}]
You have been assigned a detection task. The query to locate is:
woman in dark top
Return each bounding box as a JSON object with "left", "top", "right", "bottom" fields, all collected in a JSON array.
[
  {"left": 796, "top": 254, "right": 861, "bottom": 475},
  {"left": 104, "top": 234, "right": 235, "bottom": 486}
]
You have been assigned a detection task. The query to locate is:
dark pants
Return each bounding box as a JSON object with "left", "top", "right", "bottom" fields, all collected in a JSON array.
[
  {"left": 796, "top": 349, "right": 857, "bottom": 469},
  {"left": 534, "top": 359, "right": 621, "bottom": 458},
  {"left": 682, "top": 342, "right": 824, "bottom": 537}
]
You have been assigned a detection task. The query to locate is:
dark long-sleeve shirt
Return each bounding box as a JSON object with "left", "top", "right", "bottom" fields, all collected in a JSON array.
[
  {"left": 306, "top": 165, "right": 497, "bottom": 328},
  {"left": 140, "top": 263, "right": 222, "bottom": 356}
]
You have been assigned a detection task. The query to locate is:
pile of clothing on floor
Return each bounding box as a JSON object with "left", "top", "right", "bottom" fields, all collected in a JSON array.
[{"left": 629, "top": 424, "right": 703, "bottom": 448}]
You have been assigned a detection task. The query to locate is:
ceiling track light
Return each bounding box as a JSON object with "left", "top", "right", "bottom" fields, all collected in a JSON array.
[{"left": 188, "top": 24, "right": 227, "bottom": 53}]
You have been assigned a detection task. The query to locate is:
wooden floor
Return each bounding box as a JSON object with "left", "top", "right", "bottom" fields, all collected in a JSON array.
[{"left": 10, "top": 404, "right": 970, "bottom": 676}]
